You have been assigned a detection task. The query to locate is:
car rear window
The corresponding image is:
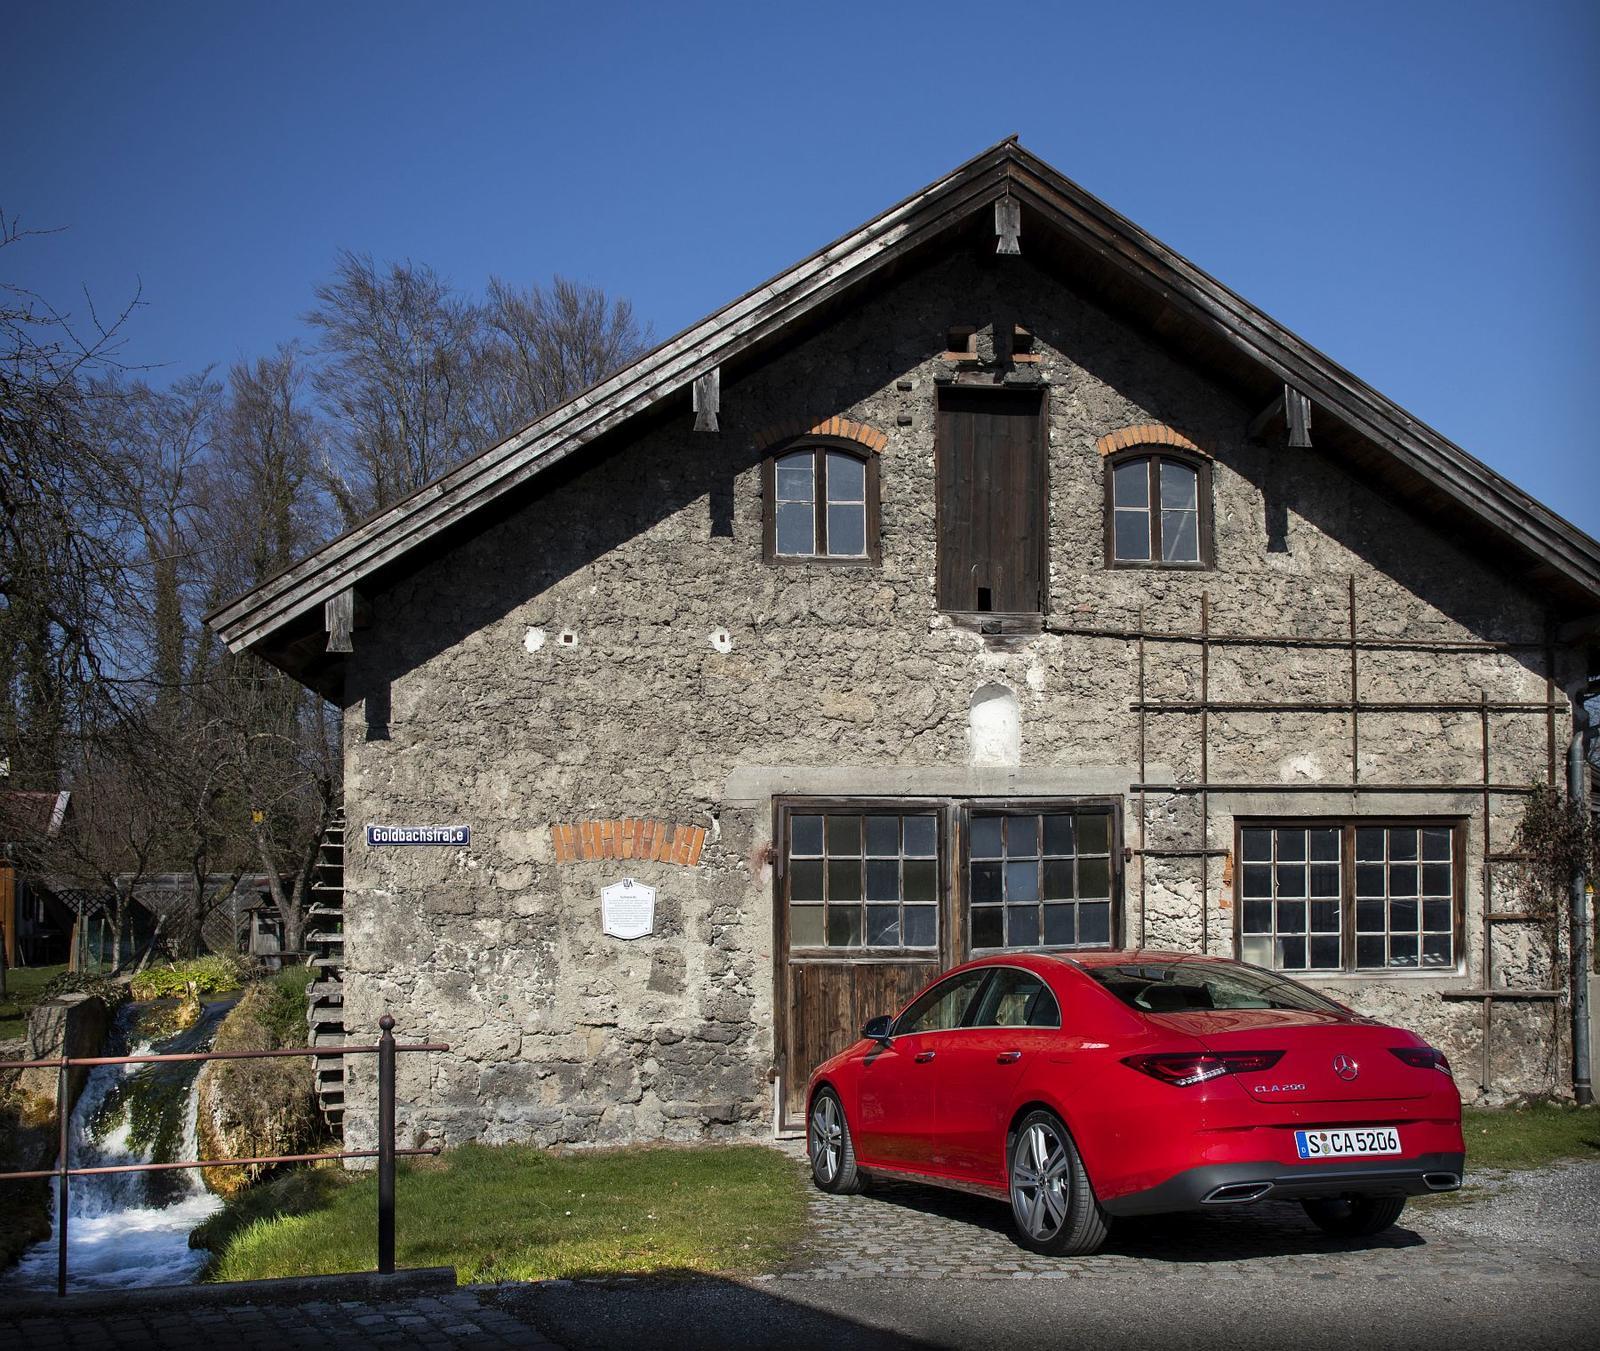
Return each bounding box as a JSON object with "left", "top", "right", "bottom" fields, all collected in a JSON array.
[{"left": 1085, "top": 962, "right": 1345, "bottom": 1015}]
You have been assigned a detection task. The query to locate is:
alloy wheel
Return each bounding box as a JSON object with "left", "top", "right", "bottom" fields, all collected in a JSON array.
[
  {"left": 811, "top": 1094, "right": 843, "bottom": 1183},
  {"left": 1010, "top": 1118, "right": 1071, "bottom": 1241}
]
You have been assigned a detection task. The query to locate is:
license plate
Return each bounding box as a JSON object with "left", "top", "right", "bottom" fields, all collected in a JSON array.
[{"left": 1295, "top": 1126, "right": 1402, "bottom": 1160}]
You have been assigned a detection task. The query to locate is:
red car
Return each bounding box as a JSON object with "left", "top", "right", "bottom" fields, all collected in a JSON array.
[{"left": 806, "top": 951, "right": 1464, "bottom": 1255}]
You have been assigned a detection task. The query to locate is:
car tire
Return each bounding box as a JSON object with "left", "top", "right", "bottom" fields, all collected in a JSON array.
[
  {"left": 1007, "top": 1109, "right": 1109, "bottom": 1256},
  {"left": 809, "top": 1088, "right": 864, "bottom": 1195},
  {"left": 1301, "top": 1195, "right": 1407, "bottom": 1236}
]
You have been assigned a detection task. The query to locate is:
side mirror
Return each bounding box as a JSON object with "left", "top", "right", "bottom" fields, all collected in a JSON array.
[{"left": 861, "top": 1014, "right": 894, "bottom": 1044}]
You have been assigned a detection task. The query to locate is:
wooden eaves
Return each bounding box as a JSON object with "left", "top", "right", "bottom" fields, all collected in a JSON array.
[{"left": 206, "top": 139, "right": 1600, "bottom": 695}]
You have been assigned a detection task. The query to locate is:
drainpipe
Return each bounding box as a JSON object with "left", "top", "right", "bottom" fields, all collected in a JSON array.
[{"left": 1571, "top": 692, "right": 1594, "bottom": 1107}]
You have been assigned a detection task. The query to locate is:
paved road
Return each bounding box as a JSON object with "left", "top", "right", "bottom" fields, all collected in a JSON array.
[{"left": 4, "top": 1158, "right": 1595, "bottom": 1349}]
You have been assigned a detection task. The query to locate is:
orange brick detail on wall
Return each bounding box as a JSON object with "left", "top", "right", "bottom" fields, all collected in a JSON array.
[
  {"left": 1094, "top": 424, "right": 1208, "bottom": 458},
  {"left": 550, "top": 819, "right": 709, "bottom": 867},
  {"left": 754, "top": 417, "right": 889, "bottom": 455}
]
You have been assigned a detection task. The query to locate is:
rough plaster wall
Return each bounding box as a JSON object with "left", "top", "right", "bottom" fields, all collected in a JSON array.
[{"left": 340, "top": 248, "right": 1570, "bottom": 1149}]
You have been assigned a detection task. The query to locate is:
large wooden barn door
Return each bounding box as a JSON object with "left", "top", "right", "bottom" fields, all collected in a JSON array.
[{"left": 773, "top": 800, "right": 953, "bottom": 1133}]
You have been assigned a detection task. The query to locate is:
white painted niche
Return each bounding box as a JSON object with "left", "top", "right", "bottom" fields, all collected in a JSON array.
[{"left": 969, "top": 683, "right": 1020, "bottom": 767}]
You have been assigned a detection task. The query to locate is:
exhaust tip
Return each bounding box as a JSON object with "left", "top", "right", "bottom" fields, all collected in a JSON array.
[
  {"left": 1423, "top": 1172, "right": 1461, "bottom": 1192},
  {"left": 1202, "top": 1181, "right": 1273, "bottom": 1204}
]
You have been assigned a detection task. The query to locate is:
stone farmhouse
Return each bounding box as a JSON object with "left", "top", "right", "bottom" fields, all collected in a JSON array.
[{"left": 208, "top": 141, "right": 1600, "bottom": 1150}]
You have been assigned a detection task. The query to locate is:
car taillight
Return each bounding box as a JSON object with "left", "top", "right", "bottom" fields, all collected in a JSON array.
[
  {"left": 1121, "top": 1051, "right": 1284, "bottom": 1087},
  {"left": 1390, "top": 1046, "right": 1453, "bottom": 1075}
]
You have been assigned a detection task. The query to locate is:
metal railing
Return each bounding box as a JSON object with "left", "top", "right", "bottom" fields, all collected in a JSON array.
[{"left": 0, "top": 1014, "right": 448, "bottom": 1296}]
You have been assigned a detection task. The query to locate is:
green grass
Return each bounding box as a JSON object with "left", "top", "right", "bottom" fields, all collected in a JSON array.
[
  {"left": 1462, "top": 1103, "right": 1600, "bottom": 1172},
  {"left": 194, "top": 1143, "right": 808, "bottom": 1284},
  {"left": 129, "top": 954, "right": 246, "bottom": 1001},
  {"left": 0, "top": 964, "right": 69, "bottom": 1041}
]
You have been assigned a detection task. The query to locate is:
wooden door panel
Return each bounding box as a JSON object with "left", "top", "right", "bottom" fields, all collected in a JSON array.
[{"left": 781, "top": 960, "right": 939, "bottom": 1127}]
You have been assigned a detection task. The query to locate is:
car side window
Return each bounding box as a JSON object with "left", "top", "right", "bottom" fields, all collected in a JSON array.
[
  {"left": 970, "top": 967, "right": 1061, "bottom": 1029},
  {"left": 895, "top": 970, "right": 990, "bottom": 1035}
]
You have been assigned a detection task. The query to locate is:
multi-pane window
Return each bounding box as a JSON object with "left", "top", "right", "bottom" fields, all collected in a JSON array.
[
  {"left": 968, "top": 810, "right": 1114, "bottom": 951},
  {"left": 1354, "top": 825, "right": 1455, "bottom": 969},
  {"left": 1237, "top": 821, "right": 1459, "bottom": 973},
  {"left": 1108, "top": 453, "right": 1209, "bottom": 566},
  {"left": 768, "top": 446, "right": 874, "bottom": 561},
  {"left": 786, "top": 810, "right": 938, "bottom": 949}
]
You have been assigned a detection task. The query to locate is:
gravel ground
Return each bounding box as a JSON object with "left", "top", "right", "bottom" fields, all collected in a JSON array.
[{"left": 1415, "top": 1160, "right": 1600, "bottom": 1260}]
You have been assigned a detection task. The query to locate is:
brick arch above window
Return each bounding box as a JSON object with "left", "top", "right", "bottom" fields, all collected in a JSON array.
[
  {"left": 1094, "top": 424, "right": 1210, "bottom": 459},
  {"left": 756, "top": 416, "right": 889, "bottom": 455}
]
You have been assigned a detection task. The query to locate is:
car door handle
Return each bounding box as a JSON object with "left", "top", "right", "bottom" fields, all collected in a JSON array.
[
  {"left": 996, "top": 1051, "right": 1022, "bottom": 1064},
  {"left": 914, "top": 1050, "right": 936, "bottom": 1063}
]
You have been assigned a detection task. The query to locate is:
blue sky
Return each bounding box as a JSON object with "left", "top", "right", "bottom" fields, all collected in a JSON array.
[{"left": 6, "top": 1, "right": 1597, "bottom": 538}]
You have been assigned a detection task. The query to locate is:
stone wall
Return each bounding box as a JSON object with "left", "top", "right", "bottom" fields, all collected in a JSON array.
[{"left": 338, "top": 248, "right": 1573, "bottom": 1150}]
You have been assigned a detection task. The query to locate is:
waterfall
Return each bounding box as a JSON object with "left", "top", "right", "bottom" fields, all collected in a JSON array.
[{"left": 14, "top": 995, "right": 236, "bottom": 1290}]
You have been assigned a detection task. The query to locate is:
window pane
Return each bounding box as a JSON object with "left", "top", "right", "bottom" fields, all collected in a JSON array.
[
  {"left": 1241, "top": 934, "right": 1273, "bottom": 966},
  {"left": 1159, "top": 460, "right": 1198, "bottom": 510},
  {"left": 1310, "top": 900, "right": 1340, "bottom": 933},
  {"left": 865, "top": 905, "right": 900, "bottom": 946},
  {"left": 1113, "top": 460, "right": 1149, "bottom": 508},
  {"left": 1309, "top": 829, "right": 1340, "bottom": 862},
  {"left": 1355, "top": 863, "right": 1385, "bottom": 896},
  {"left": 1007, "top": 906, "right": 1040, "bottom": 946},
  {"left": 1043, "top": 904, "right": 1076, "bottom": 946},
  {"left": 865, "top": 859, "right": 899, "bottom": 902},
  {"left": 790, "top": 860, "right": 823, "bottom": 903},
  {"left": 1389, "top": 864, "right": 1418, "bottom": 897},
  {"left": 1161, "top": 509, "right": 1199, "bottom": 563},
  {"left": 1043, "top": 815, "right": 1075, "bottom": 855},
  {"left": 970, "top": 816, "right": 1004, "bottom": 858},
  {"left": 790, "top": 906, "right": 824, "bottom": 945},
  {"left": 1422, "top": 934, "right": 1452, "bottom": 966},
  {"left": 828, "top": 859, "right": 861, "bottom": 902},
  {"left": 1078, "top": 902, "right": 1111, "bottom": 945},
  {"left": 1423, "top": 899, "right": 1452, "bottom": 932},
  {"left": 971, "top": 906, "right": 1003, "bottom": 947},
  {"left": 1078, "top": 856, "right": 1110, "bottom": 898},
  {"left": 825, "top": 451, "right": 865, "bottom": 502},
  {"left": 791, "top": 816, "right": 823, "bottom": 855},
  {"left": 1277, "top": 936, "right": 1307, "bottom": 969},
  {"left": 903, "top": 860, "right": 937, "bottom": 902},
  {"left": 1389, "top": 830, "right": 1419, "bottom": 861},
  {"left": 1042, "top": 859, "right": 1075, "bottom": 899},
  {"left": 1007, "top": 815, "right": 1039, "bottom": 857},
  {"left": 1077, "top": 815, "right": 1110, "bottom": 854},
  {"left": 775, "top": 452, "right": 814, "bottom": 501},
  {"left": 1006, "top": 861, "right": 1039, "bottom": 902},
  {"left": 827, "top": 906, "right": 862, "bottom": 946},
  {"left": 1241, "top": 829, "right": 1274, "bottom": 862},
  {"left": 1276, "top": 901, "right": 1306, "bottom": 933},
  {"left": 1355, "top": 828, "right": 1386, "bottom": 861},
  {"left": 1309, "top": 936, "right": 1341, "bottom": 969},
  {"left": 903, "top": 817, "right": 937, "bottom": 857},
  {"left": 1422, "top": 827, "right": 1452, "bottom": 861},
  {"left": 1310, "top": 863, "right": 1340, "bottom": 897},
  {"left": 1356, "top": 935, "right": 1385, "bottom": 968},
  {"left": 827, "top": 815, "right": 861, "bottom": 855},
  {"left": 865, "top": 816, "right": 900, "bottom": 857},
  {"left": 1422, "top": 864, "right": 1451, "bottom": 895},
  {"left": 1356, "top": 899, "right": 1384, "bottom": 932},
  {"left": 1389, "top": 899, "right": 1418, "bottom": 933},
  {"left": 1389, "top": 934, "right": 1418, "bottom": 967},
  {"left": 1114, "top": 509, "right": 1151, "bottom": 560},
  {"left": 903, "top": 905, "right": 937, "bottom": 948},
  {"left": 971, "top": 862, "right": 1003, "bottom": 903},
  {"left": 1242, "top": 899, "right": 1272, "bottom": 932},
  {"left": 1276, "top": 864, "right": 1307, "bottom": 898},
  {"left": 775, "top": 501, "right": 813, "bottom": 555},
  {"left": 1276, "top": 831, "right": 1307, "bottom": 862},
  {"left": 1241, "top": 863, "right": 1273, "bottom": 898},
  {"left": 826, "top": 503, "right": 866, "bottom": 557}
]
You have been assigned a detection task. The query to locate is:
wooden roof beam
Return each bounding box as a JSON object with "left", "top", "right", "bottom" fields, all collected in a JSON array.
[{"left": 1248, "top": 384, "right": 1313, "bottom": 448}]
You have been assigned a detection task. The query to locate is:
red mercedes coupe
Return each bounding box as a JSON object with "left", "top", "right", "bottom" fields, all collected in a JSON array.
[{"left": 805, "top": 952, "right": 1464, "bottom": 1255}]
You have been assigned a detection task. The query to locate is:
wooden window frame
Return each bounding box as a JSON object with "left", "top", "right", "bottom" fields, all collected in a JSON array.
[
  {"left": 1103, "top": 448, "right": 1214, "bottom": 571},
  {"left": 762, "top": 438, "right": 882, "bottom": 567},
  {"left": 1232, "top": 817, "right": 1467, "bottom": 975},
  {"left": 960, "top": 797, "right": 1124, "bottom": 955}
]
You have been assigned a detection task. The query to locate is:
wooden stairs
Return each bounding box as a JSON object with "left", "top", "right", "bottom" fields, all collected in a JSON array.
[{"left": 305, "top": 808, "right": 347, "bottom": 1134}]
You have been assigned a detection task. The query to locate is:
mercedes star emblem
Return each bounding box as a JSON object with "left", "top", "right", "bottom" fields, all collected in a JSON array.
[{"left": 1332, "top": 1054, "right": 1359, "bottom": 1082}]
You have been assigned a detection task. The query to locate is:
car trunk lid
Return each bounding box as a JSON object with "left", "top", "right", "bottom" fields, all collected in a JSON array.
[{"left": 1144, "top": 1010, "right": 1432, "bottom": 1103}]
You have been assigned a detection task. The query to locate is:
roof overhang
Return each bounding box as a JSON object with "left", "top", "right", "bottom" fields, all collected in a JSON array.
[{"left": 207, "top": 139, "right": 1600, "bottom": 694}]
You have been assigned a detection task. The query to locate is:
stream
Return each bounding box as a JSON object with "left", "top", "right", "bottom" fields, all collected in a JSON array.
[{"left": 13, "top": 996, "right": 236, "bottom": 1290}]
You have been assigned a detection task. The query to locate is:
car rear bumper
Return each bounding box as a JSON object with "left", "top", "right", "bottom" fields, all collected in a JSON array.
[{"left": 1102, "top": 1152, "right": 1467, "bottom": 1217}]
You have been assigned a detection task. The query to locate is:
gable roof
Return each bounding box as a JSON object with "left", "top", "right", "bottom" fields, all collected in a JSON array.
[{"left": 207, "top": 139, "right": 1600, "bottom": 693}]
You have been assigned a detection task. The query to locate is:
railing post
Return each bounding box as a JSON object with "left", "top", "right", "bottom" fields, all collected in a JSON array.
[
  {"left": 377, "top": 1014, "right": 395, "bottom": 1275},
  {"left": 56, "top": 1058, "right": 69, "bottom": 1297}
]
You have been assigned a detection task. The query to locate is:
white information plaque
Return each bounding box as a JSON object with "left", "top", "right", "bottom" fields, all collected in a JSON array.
[{"left": 601, "top": 877, "right": 656, "bottom": 940}]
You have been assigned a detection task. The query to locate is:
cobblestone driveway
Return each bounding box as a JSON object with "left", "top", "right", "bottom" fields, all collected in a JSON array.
[{"left": 784, "top": 1145, "right": 1600, "bottom": 1284}]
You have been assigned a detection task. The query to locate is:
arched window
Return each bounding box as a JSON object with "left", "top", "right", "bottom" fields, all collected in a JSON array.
[
  {"left": 1105, "top": 450, "right": 1213, "bottom": 567},
  {"left": 763, "top": 441, "right": 880, "bottom": 564}
]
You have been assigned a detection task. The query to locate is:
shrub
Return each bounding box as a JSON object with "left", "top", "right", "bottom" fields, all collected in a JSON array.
[
  {"left": 38, "top": 971, "right": 130, "bottom": 1008},
  {"left": 129, "top": 955, "right": 246, "bottom": 1001}
]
